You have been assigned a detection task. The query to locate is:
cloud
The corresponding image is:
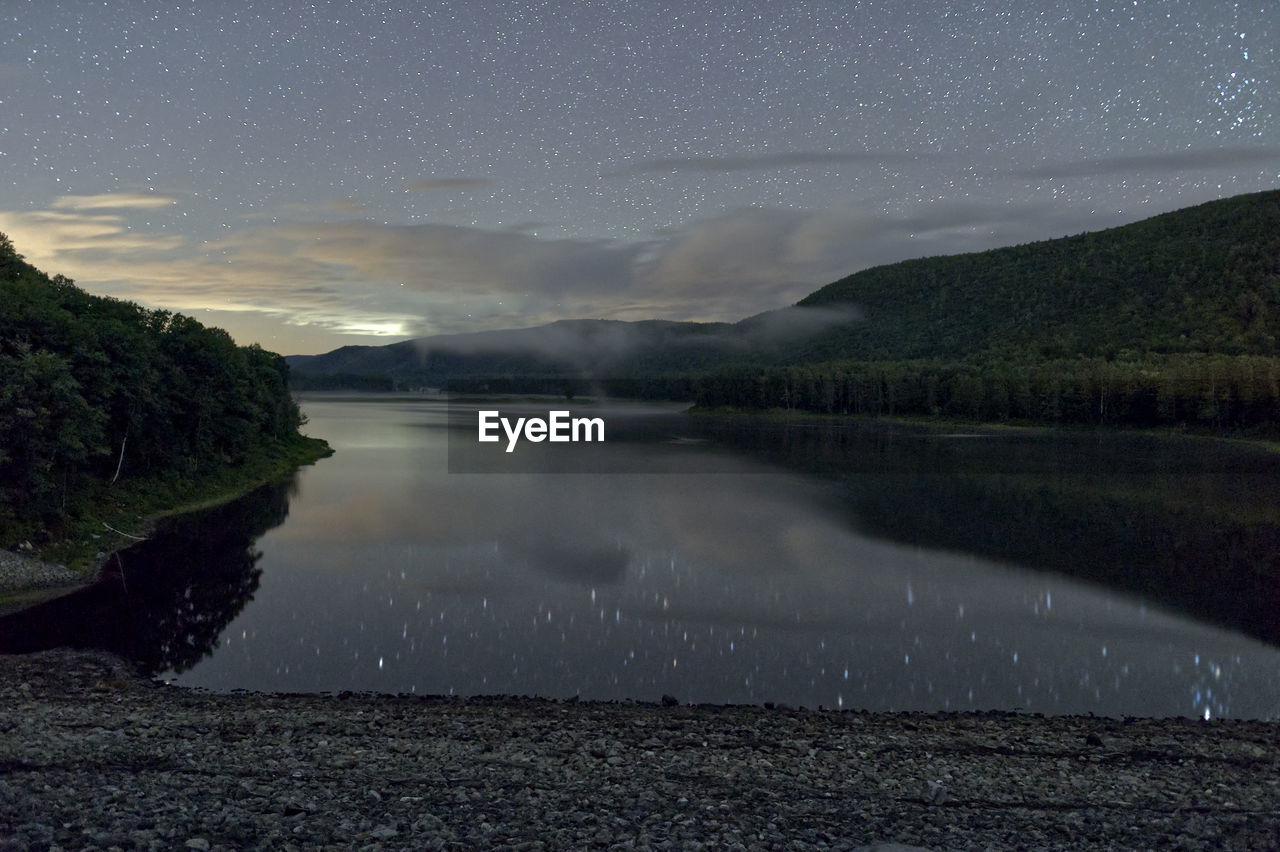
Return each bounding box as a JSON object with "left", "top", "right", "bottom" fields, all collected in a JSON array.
[
  {"left": 1013, "top": 146, "right": 1280, "bottom": 180},
  {"left": 617, "top": 150, "right": 920, "bottom": 176},
  {"left": 404, "top": 177, "right": 494, "bottom": 192},
  {"left": 252, "top": 220, "right": 659, "bottom": 333},
  {"left": 0, "top": 190, "right": 1133, "bottom": 350},
  {"left": 643, "top": 208, "right": 816, "bottom": 315},
  {"left": 0, "top": 206, "right": 394, "bottom": 336},
  {"left": 0, "top": 210, "right": 185, "bottom": 256},
  {"left": 48, "top": 192, "right": 179, "bottom": 211},
  {"left": 641, "top": 201, "right": 1070, "bottom": 315},
  {"left": 261, "top": 219, "right": 644, "bottom": 297}
]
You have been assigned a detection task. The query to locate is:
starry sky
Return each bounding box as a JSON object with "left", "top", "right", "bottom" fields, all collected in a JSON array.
[{"left": 2, "top": 1, "right": 1277, "bottom": 356}]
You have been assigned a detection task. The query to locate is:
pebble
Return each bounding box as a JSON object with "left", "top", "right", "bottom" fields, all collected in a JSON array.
[
  {"left": 0, "top": 548, "right": 84, "bottom": 594},
  {"left": 1, "top": 649, "right": 1277, "bottom": 851}
]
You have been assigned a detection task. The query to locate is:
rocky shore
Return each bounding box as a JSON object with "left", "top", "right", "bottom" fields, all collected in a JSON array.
[
  {"left": 2, "top": 651, "right": 1277, "bottom": 850},
  {"left": 0, "top": 549, "right": 84, "bottom": 595},
  {"left": 0, "top": 549, "right": 90, "bottom": 618}
]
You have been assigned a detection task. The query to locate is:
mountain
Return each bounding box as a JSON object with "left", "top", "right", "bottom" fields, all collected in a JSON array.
[
  {"left": 290, "top": 189, "right": 1280, "bottom": 389},
  {"left": 288, "top": 319, "right": 735, "bottom": 389},
  {"left": 792, "top": 188, "right": 1280, "bottom": 362}
]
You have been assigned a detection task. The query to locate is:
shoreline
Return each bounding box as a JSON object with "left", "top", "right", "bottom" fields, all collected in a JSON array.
[
  {"left": 0, "top": 549, "right": 86, "bottom": 617},
  {"left": 2, "top": 649, "right": 1277, "bottom": 850},
  {"left": 0, "top": 434, "right": 331, "bottom": 615},
  {"left": 687, "top": 404, "right": 1280, "bottom": 450}
]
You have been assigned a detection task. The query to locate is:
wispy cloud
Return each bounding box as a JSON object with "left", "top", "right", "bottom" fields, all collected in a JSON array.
[
  {"left": 0, "top": 209, "right": 185, "bottom": 255},
  {"left": 1013, "top": 146, "right": 1280, "bottom": 179},
  {"left": 49, "top": 192, "right": 179, "bottom": 211},
  {"left": 0, "top": 205, "right": 396, "bottom": 336},
  {"left": 0, "top": 191, "right": 1134, "bottom": 350},
  {"left": 641, "top": 200, "right": 1088, "bottom": 315}
]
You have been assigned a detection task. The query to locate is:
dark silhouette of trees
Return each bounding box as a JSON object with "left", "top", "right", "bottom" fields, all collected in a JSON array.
[
  {"left": 694, "top": 355, "right": 1280, "bottom": 431},
  {"left": 1, "top": 232, "right": 304, "bottom": 535}
]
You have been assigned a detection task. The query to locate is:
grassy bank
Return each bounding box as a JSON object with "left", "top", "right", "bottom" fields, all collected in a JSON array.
[{"left": 6, "top": 433, "right": 332, "bottom": 581}]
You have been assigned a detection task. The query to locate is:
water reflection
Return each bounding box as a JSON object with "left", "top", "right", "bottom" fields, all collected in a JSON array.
[
  {"left": 152, "top": 399, "right": 1280, "bottom": 719},
  {"left": 0, "top": 479, "right": 293, "bottom": 673},
  {"left": 704, "top": 417, "right": 1280, "bottom": 646}
]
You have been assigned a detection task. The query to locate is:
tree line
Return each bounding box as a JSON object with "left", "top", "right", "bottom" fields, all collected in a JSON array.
[
  {"left": 0, "top": 233, "right": 304, "bottom": 534},
  {"left": 694, "top": 354, "right": 1280, "bottom": 431}
]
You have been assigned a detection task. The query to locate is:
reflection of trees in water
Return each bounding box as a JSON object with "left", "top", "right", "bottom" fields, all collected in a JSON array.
[
  {"left": 0, "top": 477, "right": 294, "bottom": 673},
  {"left": 842, "top": 473, "right": 1280, "bottom": 647},
  {"left": 704, "top": 418, "right": 1280, "bottom": 647}
]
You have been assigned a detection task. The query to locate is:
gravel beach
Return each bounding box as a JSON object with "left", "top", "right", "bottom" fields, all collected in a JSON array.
[
  {"left": 1, "top": 649, "right": 1277, "bottom": 850},
  {"left": 0, "top": 550, "right": 90, "bottom": 619},
  {"left": 0, "top": 550, "right": 83, "bottom": 595}
]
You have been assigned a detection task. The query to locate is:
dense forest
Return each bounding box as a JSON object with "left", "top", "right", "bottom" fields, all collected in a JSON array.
[
  {"left": 697, "top": 189, "right": 1280, "bottom": 427},
  {"left": 289, "top": 190, "right": 1280, "bottom": 434},
  {"left": 693, "top": 354, "right": 1280, "bottom": 430},
  {"left": 793, "top": 188, "right": 1280, "bottom": 362},
  {"left": 0, "top": 232, "right": 313, "bottom": 545}
]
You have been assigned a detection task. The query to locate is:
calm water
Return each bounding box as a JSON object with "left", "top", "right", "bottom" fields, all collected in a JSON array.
[{"left": 6, "top": 396, "right": 1280, "bottom": 718}]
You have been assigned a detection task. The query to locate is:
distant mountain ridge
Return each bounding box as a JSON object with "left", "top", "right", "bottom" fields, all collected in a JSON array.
[
  {"left": 287, "top": 318, "right": 736, "bottom": 389},
  {"left": 289, "top": 189, "right": 1280, "bottom": 389}
]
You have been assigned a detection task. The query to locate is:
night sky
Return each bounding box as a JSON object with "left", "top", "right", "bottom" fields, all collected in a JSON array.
[{"left": 2, "top": 2, "right": 1277, "bottom": 356}]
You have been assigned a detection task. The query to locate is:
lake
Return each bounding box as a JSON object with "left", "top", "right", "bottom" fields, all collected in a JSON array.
[{"left": 4, "top": 395, "right": 1279, "bottom": 719}]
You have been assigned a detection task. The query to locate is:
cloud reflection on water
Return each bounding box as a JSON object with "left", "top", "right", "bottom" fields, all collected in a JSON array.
[{"left": 164, "top": 399, "right": 1280, "bottom": 720}]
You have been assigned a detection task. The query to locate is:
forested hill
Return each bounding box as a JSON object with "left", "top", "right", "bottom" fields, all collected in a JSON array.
[
  {"left": 291, "top": 190, "right": 1280, "bottom": 392},
  {"left": 698, "top": 190, "right": 1280, "bottom": 430},
  {"left": 0, "top": 233, "right": 310, "bottom": 545},
  {"left": 793, "top": 188, "right": 1280, "bottom": 362},
  {"left": 287, "top": 318, "right": 738, "bottom": 391}
]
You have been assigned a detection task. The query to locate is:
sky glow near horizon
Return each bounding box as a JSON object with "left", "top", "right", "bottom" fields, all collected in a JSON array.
[{"left": 1, "top": 1, "right": 1277, "bottom": 355}]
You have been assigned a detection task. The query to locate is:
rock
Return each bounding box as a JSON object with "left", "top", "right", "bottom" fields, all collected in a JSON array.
[
  {"left": 0, "top": 649, "right": 1276, "bottom": 851},
  {"left": 661, "top": 694, "right": 679, "bottom": 707}
]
